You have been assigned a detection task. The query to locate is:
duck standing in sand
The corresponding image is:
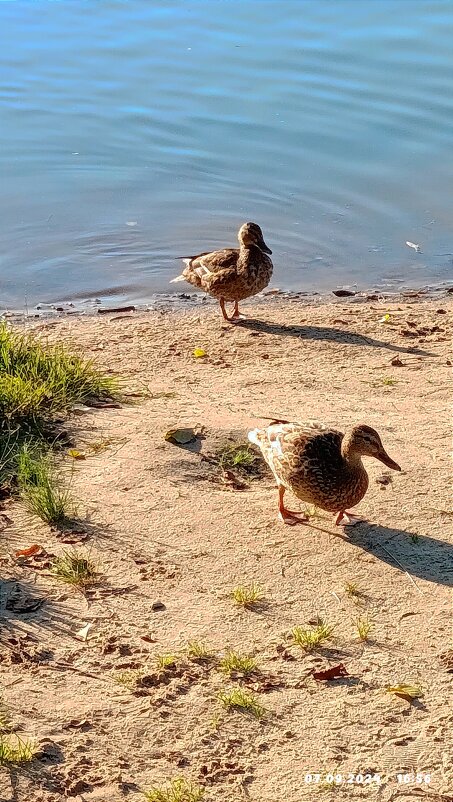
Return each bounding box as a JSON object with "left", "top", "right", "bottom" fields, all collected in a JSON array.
[
  {"left": 249, "top": 420, "right": 401, "bottom": 526},
  {"left": 171, "top": 222, "right": 273, "bottom": 322}
]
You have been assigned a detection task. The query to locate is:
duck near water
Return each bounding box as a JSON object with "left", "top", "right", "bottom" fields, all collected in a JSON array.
[
  {"left": 249, "top": 421, "right": 401, "bottom": 526},
  {"left": 170, "top": 222, "right": 273, "bottom": 322}
]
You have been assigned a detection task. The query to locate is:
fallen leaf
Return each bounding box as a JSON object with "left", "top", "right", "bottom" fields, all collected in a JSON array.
[
  {"left": 140, "top": 635, "right": 157, "bottom": 644},
  {"left": 386, "top": 683, "right": 423, "bottom": 702},
  {"left": 313, "top": 664, "right": 349, "bottom": 681},
  {"left": 15, "top": 544, "right": 42, "bottom": 558},
  {"left": 75, "top": 623, "right": 93, "bottom": 642},
  {"left": 193, "top": 348, "right": 207, "bottom": 358},
  {"left": 67, "top": 449, "right": 86, "bottom": 460},
  {"left": 380, "top": 314, "right": 391, "bottom": 323},
  {"left": 164, "top": 428, "right": 197, "bottom": 445},
  {"left": 333, "top": 319, "right": 349, "bottom": 325},
  {"left": 390, "top": 357, "right": 404, "bottom": 367}
]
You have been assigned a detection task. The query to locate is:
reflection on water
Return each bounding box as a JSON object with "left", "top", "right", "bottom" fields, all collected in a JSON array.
[{"left": 1, "top": 0, "right": 452, "bottom": 308}]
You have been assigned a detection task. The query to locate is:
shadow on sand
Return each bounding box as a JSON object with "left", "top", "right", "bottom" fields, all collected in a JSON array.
[
  {"left": 237, "top": 318, "right": 435, "bottom": 356},
  {"left": 321, "top": 522, "right": 453, "bottom": 587}
]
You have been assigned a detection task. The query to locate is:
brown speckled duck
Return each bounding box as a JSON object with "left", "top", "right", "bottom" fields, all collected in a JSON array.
[
  {"left": 170, "top": 222, "right": 273, "bottom": 322},
  {"left": 248, "top": 420, "right": 401, "bottom": 526}
]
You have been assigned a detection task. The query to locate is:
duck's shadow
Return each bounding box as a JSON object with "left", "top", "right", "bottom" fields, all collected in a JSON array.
[
  {"left": 341, "top": 523, "right": 453, "bottom": 587},
  {"left": 237, "top": 319, "right": 434, "bottom": 356}
]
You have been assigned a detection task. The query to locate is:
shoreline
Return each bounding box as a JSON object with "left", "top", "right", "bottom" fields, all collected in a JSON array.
[{"left": 2, "top": 282, "right": 452, "bottom": 323}]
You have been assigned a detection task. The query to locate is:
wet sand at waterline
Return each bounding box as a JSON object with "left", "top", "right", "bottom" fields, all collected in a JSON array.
[{"left": 1, "top": 295, "right": 452, "bottom": 801}]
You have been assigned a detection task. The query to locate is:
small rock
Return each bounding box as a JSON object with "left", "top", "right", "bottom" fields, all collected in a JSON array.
[
  {"left": 152, "top": 601, "right": 166, "bottom": 612},
  {"left": 390, "top": 356, "right": 404, "bottom": 367},
  {"left": 332, "top": 289, "right": 356, "bottom": 297},
  {"left": 436, "top": 308, "right": 447, "bottom": 314}
]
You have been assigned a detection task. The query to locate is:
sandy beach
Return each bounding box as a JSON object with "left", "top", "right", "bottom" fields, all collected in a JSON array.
[{"left": 0, "top": 293, "right": 452, "bottom": 802}]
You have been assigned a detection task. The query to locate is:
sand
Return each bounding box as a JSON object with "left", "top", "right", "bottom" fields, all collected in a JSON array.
[{"left": 0, "top": 294, "right": 452, "bottom": 802}]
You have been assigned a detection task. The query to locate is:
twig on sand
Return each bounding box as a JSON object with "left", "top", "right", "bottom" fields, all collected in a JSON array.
[{"left": 376, "top": 543, "right": 423, "bottom": 595}]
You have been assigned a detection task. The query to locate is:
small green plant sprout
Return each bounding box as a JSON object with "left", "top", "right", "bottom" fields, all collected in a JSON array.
[
  {"left": 143, "top": 777, "right": 204, "bottom": 802},
  {"left": 292, "top": 622, "right": 334, "bottom": 651},
  {"left": 372, "top": 375, "right": 398, "bottom": 387},
  {"left": 219, "top": 651, "right": 257, "bottom": 677},
  {"left": 355, "top": 615, "right": 373, "bottom": 641},
  {"left": 50, "top": 551, "right": 98, "bottom": 588},
  {"left": 114, "top": 669, "right": 143, "bottom": 690},
  {"left": 218, "top": 443, "right": 258, "bottom": 474},
  {"left": 156, "top": 653, "right": 178, "bottom": 670},
  {"left": 344, "top": 581, "right": 360, "bottom": 597},
  {"left": 231, "top": 583, "right": 263, "bottom": 608},
  {"left": 218, "top": 687, "right": 266, "bottom": 719},
  {"left": 0, "top": 734, "right": 35, "bottom": 765},
  {"left": 186, "top": 641, "right": 212, "bottom": 661}
]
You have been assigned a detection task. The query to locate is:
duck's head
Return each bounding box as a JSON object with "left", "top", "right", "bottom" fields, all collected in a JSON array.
[
  {"left": 346, "top": 424, "right": 401, "bottom": 471},
  {"left": 238, "top": 222, "right": 272, "bottom": 254}
]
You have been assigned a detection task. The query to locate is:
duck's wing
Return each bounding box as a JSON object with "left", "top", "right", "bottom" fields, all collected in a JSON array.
[
  {"left": 185, "top": 248, "right": 239, "bottom": 274},
  {"left": 248, "top": 421, "right": 343, "bottom": 479}
]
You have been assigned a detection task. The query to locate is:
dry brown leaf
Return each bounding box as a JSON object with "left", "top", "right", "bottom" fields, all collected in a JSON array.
[
  {"left": 15, "top": 544, "right": 42, "bottom": 558},
  {"left": 313, "top": 664, "right": 349, "bottom": 681}
]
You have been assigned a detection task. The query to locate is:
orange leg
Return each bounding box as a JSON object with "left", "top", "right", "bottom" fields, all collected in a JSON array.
[
  {"left": 335, "top": 510, "right": 364, "bottom": 526},
  {"left": 278, "top": 486, "right": 309, "bottom": 526},
  {"left": 219, "top": 298, "right": 233, "bottom": 322}
]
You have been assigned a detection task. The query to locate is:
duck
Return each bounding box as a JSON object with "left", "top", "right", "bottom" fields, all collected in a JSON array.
[
  {"left": 170, "top": 222, "right": 273, "bottom": 322},
  {"left": 248, "top": 420, "right": 401, "bottom": 526}
]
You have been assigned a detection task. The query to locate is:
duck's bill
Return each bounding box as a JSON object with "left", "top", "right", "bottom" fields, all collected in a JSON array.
[
  {"left": 259, "top": 240, "right": 272, "bottom": 255},
  {"left": 377, "top": 450, "right": 401, "bottom": 471}
]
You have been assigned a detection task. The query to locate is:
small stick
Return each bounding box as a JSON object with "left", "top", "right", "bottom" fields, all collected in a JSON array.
[{"left": 377, "top": 543, "right": 423, "bottom": 594}]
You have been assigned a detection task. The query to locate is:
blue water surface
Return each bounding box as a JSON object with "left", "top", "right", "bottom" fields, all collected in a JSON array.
[{"left": 1, "top": 0, "right": 452, "bottom": 308}]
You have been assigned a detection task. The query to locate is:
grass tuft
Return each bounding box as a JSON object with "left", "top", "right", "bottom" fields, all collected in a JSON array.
[
  {"left": 219, "top": 651, "right": 257, "bottom": 677},
  {"left": 292, "top": 622, "right": 334, "bottom": 651},
  {"left": 143, "top": 777, "right": 204, "bottom": 802},
  {"left": 186, "top": 641, "right": 212, "bottom": 661},
  {"left": 50, "top": 550, "right": 98, "bottom": 587},
  {"left": 0, "top": 323, "right": 118, "bottom": 423},
  {"left": 114, "top": 670, "right": 143, "bottom": 690},
  {"left": 0, "top": 734, "right": 35, "bottom": 765},
  {"left": 344, "top": 581, "right": 363, "bottom": 598},
  {"left": 17, "top": 443, "right": 75, "bottom": 525},
  {"left": 217, "top": 443, "right": 259, "bottom": 474},
  {"left": 355, "top": 615, "right": 373, "bottom": 641},
  {"left": 231, "top": 583, "right": 263, "bottom": 608},
  {"left": 218, "top": 687, "right": 266, "bottom": 719},
  {"left": 0, "top": 323, "right": 118, "bottom": 512},
  {"left": 156, "top": 654, "right": 178, "bottom": 670}
]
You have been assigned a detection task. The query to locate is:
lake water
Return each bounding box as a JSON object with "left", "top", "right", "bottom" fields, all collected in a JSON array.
[{"left": 1, "top": 1, "right": 453, "bottom": 310}]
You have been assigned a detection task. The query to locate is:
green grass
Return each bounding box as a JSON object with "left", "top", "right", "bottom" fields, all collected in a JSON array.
[
  {"left": 355, "top": 615, "right": 373, "bottom": 641},
  {"left": 114, "top": 669, "right": 143, "bottom": 690},
  {"left": 186, "top": 641, "right": 212, "bottom": 661},
  {"left": 0, "top": 323, "right": 117, "bottom": 422},
  {"left": 17, "top": 443, "right": 75, "bottom": 526},
  {"left": 0, "top": 734, "right": 35, "bottom": 765},
  {"left": 344, "top": 581, "right": 363, "bottom": 598},
  {"left": 292, "top": 622, "right": 334, "bottom": 651},
  {"left": 143, "top": 778, "right": 204, "bottom": 802},
  {"left": 231, "top": 583, "right": 263, "bottom": 608},
  {"left": 50, "top": 550, "right": 98, "bottom": 588},
  {"left": 217, "top": 443, "right": 259, "bottom": 472},
  {"left": 156, "top": 653, "right": 178, "bottom": 670},
  {"left": 219, "top": 651, "right": 257, "bottom": 677},
  {"left": 218, "top": 687, "right": 266, "bottom": 719},
  {"left": 0, "top": 322, "right": 118, "bottom": 519}
]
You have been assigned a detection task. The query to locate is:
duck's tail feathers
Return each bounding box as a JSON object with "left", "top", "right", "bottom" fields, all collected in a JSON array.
[
  {"left": 170, "top": 274, "right": 186, "bottom": 283},
  {"left": 248, "top": 428, "right": 264, "bottom": 446}
]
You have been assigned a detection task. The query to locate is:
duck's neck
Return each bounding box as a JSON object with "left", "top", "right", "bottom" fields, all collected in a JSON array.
[{"left": 341, "top": 436, "right": 363, "bottom": 469}]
